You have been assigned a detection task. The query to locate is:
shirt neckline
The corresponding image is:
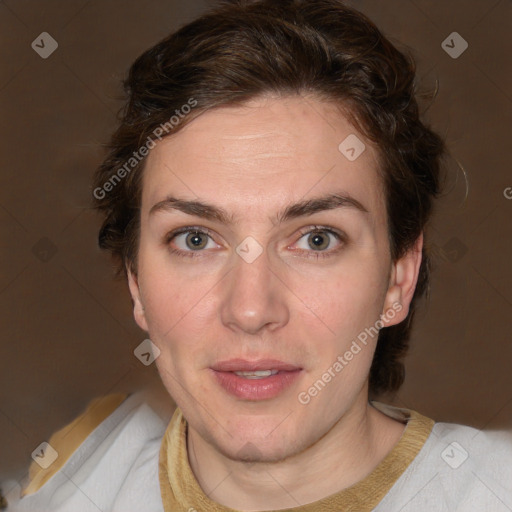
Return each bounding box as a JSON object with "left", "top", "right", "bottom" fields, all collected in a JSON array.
[{"left": 158, "top": 401, "right": 435, "bottom": 512}]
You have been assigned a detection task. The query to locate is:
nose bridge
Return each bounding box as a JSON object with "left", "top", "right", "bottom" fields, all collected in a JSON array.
[{"left": 220, "top": 244, "right": 289, "bottom": 334}]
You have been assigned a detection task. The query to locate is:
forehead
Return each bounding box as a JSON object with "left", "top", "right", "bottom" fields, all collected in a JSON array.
[{"left": 141, "top": 94, "right": 384, "bottom": 220}]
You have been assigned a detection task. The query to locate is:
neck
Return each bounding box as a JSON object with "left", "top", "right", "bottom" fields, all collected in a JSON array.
[{"left": 186, "top": 394, "right": 405, "bottom": 511}]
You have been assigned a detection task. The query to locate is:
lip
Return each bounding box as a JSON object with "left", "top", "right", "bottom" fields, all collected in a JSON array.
[
  {"left": 210, "top": 359, "right": 303, "bottom": 401},
  {"left": 211, "top": 358, "right": 301, "bottom": 372}
]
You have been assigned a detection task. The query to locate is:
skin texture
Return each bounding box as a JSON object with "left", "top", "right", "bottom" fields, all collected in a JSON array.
[{"left": 127, "top": 94, "right": 423, "bottom": 510}]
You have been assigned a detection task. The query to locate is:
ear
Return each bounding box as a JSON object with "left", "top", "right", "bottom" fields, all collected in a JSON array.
[
  {"left": 127, "top": 265, "right": 149, "bottom": 332},
  {"left": 380, "top": 233, "right": 423, "bottom": 327}
]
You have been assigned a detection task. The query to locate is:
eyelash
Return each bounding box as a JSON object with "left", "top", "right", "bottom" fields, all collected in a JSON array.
[{"left": 164, "top": 225, "right": 346, "bottom": 260}]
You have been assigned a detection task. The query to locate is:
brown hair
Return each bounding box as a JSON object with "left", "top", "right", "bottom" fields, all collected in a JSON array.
[{"left": 93, "top": 0, "right": 445, "bottom": 396}]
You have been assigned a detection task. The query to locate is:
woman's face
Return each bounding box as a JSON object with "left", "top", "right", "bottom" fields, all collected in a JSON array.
[{"left": 128, "top": 94, "right": 419, "bottom": 463}]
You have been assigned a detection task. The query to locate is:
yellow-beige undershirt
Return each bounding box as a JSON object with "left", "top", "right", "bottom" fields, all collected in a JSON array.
[{"left": 159, "top": 405, "right": 434, "bottom": 512}]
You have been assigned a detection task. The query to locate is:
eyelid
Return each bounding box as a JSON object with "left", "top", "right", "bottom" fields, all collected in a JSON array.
[
  {"left": 164, "top": 225, "right": 217, "bottom": 244},
  {"left": 294, "top": 225, "right": 345, "bottom": 241}
]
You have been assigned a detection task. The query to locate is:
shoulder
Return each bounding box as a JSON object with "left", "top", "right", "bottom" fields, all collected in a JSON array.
[
  {"left": 428, "top": 420, "right": 512, "bottom": 479},
  {"left": 6, "top": 389, "right": 175, "bottom": 512},
  {"left": 377, "top": 418, "right": 512, "bottom": 511}
]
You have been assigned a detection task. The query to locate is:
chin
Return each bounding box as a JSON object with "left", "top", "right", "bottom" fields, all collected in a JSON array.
[
  {"left": 215, "top": 419, "right": 308, "bottom": 464},
  {"left": 222, "top": 438, "right": 301, "bottom": 465}
]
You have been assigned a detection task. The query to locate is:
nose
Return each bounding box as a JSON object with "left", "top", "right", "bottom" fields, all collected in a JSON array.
[{"left": 219, "top": 246, "right": 290, "bottom": 335}]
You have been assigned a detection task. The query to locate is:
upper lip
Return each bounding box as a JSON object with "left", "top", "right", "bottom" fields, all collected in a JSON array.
[{"left": 211, "top": 359, "right": 302, "bottom": 372}]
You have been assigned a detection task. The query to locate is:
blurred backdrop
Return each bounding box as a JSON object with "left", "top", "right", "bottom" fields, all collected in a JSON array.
[{"left": 1, "top": 0, "right": 511, "bottom": 488}]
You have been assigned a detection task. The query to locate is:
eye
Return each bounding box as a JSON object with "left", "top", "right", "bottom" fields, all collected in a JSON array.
[
  {"left": 291, "top": 226, "right": 345, "bottom": 258},
  {"left": 164, "top": 225, "right": 345, "bottom": 260},
  {"left": 165, "top": 227, "right": 220, "bottom": 258}
]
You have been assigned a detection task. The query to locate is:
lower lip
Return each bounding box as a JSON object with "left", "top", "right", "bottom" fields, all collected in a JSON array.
[{"left": 211, "top": 369, "right": 302, "bottom": 400}]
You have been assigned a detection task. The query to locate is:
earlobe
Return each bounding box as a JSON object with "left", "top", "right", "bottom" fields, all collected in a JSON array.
[
  {"left": 381, "top": 233, "right": 423, "bottom": 328},
  {"left": 127, "top": 266, "right": 149, "bottom": 332}
]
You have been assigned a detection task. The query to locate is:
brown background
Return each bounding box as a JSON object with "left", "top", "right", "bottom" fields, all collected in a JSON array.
[{"left": 1, "top": 0, "right": 511, "bottom": 488}]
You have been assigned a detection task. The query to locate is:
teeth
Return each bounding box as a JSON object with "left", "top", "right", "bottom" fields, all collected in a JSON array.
[{"left": 234, "top": 370, "right": 279, "bottom": 379}]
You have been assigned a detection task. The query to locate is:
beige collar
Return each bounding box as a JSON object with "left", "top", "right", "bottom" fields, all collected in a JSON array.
[{"left": 158, "top": 402, "right": 435, "bottom": 512}]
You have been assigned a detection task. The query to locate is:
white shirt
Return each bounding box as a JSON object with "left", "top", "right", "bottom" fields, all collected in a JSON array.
[{"left": 5, "top": 393, "right": 512, "bottom": 511}]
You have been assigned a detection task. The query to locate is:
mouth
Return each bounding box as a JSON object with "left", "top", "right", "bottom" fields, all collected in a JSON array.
[
  {"left": 210, "top": 359, "right": 303, "bottom": 400},
  {"left": 232, "top": 369, "right": 280, "bottom": 379}
]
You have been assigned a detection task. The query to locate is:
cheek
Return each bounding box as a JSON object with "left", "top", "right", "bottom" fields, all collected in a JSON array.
[
  {"left": 293, "top": 256, "right": 388, "bottom": 334},
  {"left": 138, "top": 269, "right": 204, "bottom": 348},
  {"left": 137, "top": 242, "right": 213, "bottom": 326}
]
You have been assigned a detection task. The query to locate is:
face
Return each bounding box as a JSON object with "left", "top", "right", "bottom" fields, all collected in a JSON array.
[{"left": 128, "top": 94, "right": 421, "bottom": 463}]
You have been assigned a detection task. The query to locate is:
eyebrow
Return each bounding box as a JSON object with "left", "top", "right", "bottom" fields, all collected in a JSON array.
[{"left": 149, "top": 192, "right": 369, "bottom": 225}]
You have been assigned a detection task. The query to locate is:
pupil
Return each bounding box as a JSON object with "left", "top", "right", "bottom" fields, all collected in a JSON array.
[
  {"left": 188, "top": 233, "right": 206, "bottom": 249},
  {"left": 309, "top": 232, "right": 328, "bottom": 250}
]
